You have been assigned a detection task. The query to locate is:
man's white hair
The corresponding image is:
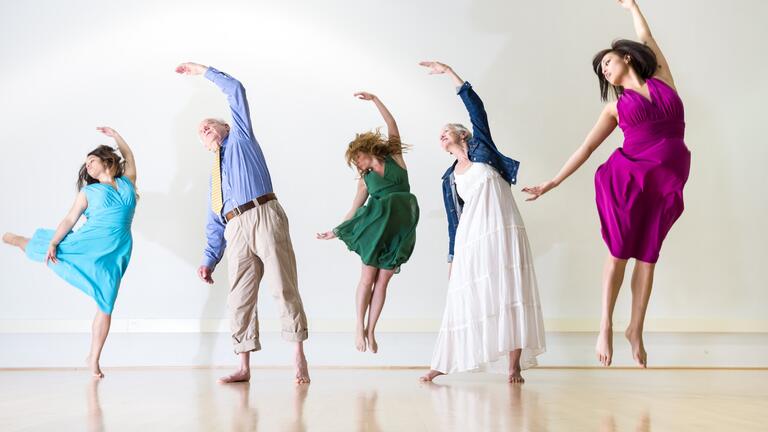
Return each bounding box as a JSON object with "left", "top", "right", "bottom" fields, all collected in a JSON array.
[{"left": 201, "top": 118, "right": 230, "bottom": 128}]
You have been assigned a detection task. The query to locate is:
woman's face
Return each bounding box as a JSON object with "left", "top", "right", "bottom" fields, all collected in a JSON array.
[
  {"left": 599, "top": 52, "right": 630, "bottom": 86},
  {"left": 354, "top": 152, "right": 375, "bottom": 172},
  {"left": 85, "top": 155, "right": 111, "bottom": 178},
  {"left": 440, "top": 126, "right": 458, "bottom": 152}
]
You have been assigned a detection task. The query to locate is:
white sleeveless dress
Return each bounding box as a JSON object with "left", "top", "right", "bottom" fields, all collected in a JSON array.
[{"left": 430, "top": 162, "right": 546, "bottom": 373}]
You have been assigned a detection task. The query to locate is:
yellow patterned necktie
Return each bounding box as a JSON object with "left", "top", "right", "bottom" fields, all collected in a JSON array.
[{"left": 211, "top": 148, "right": 223, "bottom": 214}]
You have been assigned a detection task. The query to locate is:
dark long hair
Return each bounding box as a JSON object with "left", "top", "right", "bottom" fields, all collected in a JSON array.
[
  {"left": 592, "top": 39, "right": 658, "bottom": 101},
  {"left": 77, "top": 145, "right": 125, "bottom": 191}
]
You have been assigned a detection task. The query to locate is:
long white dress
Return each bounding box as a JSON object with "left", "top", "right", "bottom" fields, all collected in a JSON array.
[{"left": 430, "top": 162, "right": 546, "bottom": 373}]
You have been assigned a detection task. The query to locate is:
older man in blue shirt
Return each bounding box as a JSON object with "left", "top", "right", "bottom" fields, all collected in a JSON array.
[{"left": 176, "top": 62, "right": 309, "bottom": 384}]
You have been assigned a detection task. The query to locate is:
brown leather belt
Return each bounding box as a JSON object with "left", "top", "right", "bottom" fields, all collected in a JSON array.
[{"left": 224, "top": 193, "right": 277, "bottom": 222}]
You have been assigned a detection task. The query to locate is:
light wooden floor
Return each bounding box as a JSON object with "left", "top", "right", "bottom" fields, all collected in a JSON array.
[{"left": 0, "top": 368, "right": 765, "bottom": 431}]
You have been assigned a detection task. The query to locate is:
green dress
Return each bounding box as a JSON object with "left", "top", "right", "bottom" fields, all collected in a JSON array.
[{"left": 334, "top": 156, "right": 419, "bottom": 271}]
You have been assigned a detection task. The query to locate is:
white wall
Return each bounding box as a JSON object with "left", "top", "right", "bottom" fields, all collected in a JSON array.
[{"left": 1, "top": 0, "right": 766, "bottom": 367}]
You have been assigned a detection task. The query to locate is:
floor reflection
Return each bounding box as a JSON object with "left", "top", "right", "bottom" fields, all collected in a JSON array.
[
  {"left": 226, "top": 382, "right": 258, "bottom": 432},
  {"left": 355, "top": 389, "right": 382, "bottom": 432},
  {"left": 600, "top": 411, "right": 651, "bottom": 432},
  {"left": 86, "top": 378, "right": 104, "bottom": 432},
  {"left": 423, "top": 377, "right": 545, "bottom": 431}
]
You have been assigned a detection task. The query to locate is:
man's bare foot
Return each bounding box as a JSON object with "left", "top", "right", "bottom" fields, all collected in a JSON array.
[
  {"left": 86, "top": 355, "right": 104, "bottom": 379},
  {"left": 367, "top": 329, "right": 378, "bottom": 354},
  {"left": 419, "top": 370, "right": 444, "bottom": 382},
  {"left": 596, "top": 327, "right": 614, "bottom": 367},
  {"left": 295, "top": 353, "right": 310, "bottom": 384},
  {"left": 218, "top": 369, "right": 251, "bottom": 383},
  {"left": 355, "top": 326, "right": 367, "bottom": 352},
  {"left": 625, "top": 327, "right": 648, "bottom": 368}
]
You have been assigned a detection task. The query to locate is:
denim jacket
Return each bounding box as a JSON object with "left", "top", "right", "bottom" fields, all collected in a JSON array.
[{"left": 442, "top": 81, "right": 520, "bottom": 262}]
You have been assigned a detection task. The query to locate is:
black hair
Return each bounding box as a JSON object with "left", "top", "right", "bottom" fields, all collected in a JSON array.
[{"left": 592, "top": 39, "right": 658, "bottom": 101}]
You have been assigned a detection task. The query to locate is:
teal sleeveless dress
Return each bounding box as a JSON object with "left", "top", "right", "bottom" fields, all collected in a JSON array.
[
  {"left": 334, "top": 156, "right": 419, "bottom": 271},
  {"left": 25, "top": 176, "right": 137, "bottom": 314}
]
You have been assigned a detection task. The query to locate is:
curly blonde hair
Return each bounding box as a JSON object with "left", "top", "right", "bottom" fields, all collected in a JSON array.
[{"left": 345, "top": 129, "right": 409, "bottom": 170}]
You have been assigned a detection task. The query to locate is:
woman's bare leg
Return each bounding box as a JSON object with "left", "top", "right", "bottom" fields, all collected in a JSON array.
[
  {"left": 596, "top": 255, "right": 628, "bottom": 366},
  {"left": 355, "top": 265, "right": 379, "bottom": 352},
  {"left": 365, "top": 269, "right": 395, "bottom": 353},
  {"left": 626, "top": 260, "right": 655, "bottom": 368},
  {"left": 86, "top": 310, "right": 112, "bottom": 379}
]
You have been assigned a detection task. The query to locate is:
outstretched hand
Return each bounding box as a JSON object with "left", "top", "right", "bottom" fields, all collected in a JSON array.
[
  {"left": 418, "top": 61, "right": 451, "bottom": 75},
  {"left": 354, "top": 91, "right": 377, "bottom": 101},
  {"left": 96, "top": 126, "right": 119, "bottom": 138},
  {"left": 316, "top": 231, "right": 337, "bottom": 240},
  {"left": 175, "top": 62, "right": 207, "bottom": 76},
  {"left": 522, "top": 181, "right": 557, "bottom": 202}
]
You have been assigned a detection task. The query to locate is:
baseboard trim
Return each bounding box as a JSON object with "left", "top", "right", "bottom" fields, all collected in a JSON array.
[{"left": 2, "top": 318, "right": 766, "bottom": 334}]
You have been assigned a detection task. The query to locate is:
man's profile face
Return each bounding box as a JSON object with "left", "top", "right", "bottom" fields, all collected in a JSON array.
[{"left": 198, "top": 119, "right": 229, "bottom": 152}]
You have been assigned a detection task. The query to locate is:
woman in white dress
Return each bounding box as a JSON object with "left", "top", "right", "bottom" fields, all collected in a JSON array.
[{"left": 418, "top": 61, "right": 546, "bottom": 383}]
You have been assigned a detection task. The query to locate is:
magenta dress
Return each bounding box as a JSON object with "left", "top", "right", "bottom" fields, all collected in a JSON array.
[{"left": 595, "top": 77, "right": 691, "bottom": 263}]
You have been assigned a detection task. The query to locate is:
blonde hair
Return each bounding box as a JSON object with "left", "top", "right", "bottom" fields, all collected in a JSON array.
[
  {"left": 445, "top": 123, "right": 472, "bottom": 142},
  {"left": 344, "top": 128, "right": 409, "bottom": 170}
]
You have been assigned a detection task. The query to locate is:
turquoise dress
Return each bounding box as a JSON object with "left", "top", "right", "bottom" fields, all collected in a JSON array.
[{"left": 25, "top": 176, "right": 137, "bottom": 314}]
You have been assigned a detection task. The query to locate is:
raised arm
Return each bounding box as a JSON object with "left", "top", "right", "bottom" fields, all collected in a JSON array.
[
  {"left": 176, "top": 62, "right": 253, "bottom": 138},
  {"left": 619, "top": 0, "right": 675, "bottom": 87},
  {"left": 96, "top": 127, "right": 136, "bottom": 185},
  {"left": 45, "top": 191, "right": 88, "bottom": 264},
  {"left": 317, "top": 179, "right": 369, "bottom": 240},
  {"left": 419, "top": 61, "right": 493, "bottom": 146},
  {"left": 354, "top": 92, "right": 399, "bottom": 139},
  {"left": 354, "top": 91, "right": 407, "bottom": 168},
  {"left": 522, "top": 103, "right": 619, "bottom": 201}
]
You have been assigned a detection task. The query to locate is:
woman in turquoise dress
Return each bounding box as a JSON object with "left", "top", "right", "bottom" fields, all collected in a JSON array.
[
  {"left": 317, "top": 92, "right": 419, "bottom": 354},
  {"left": 3, "top": 127, "right": 137, "bottom": 378}
]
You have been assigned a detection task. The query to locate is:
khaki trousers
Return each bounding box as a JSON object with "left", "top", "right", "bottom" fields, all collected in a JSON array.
[{"left": 223, "top": 199, "right": 308, "bottom": 353}]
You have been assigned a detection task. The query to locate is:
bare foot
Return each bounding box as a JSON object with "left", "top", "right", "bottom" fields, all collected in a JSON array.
[
  {"left": 419, "top": 370, "right": 444, "bottom": 382},
  {"left": 367, "top": 329, "right": 378, "bottom": 354},
  {"left": 625, "top": 327, "right": 648, "bottom": 368},
  {"left": 295, "top": 353, "right": 310, "bottom": 384},
  {"left": 218, "top": 369, "right": 251, "bottom": 383},
  {"left": 508, "top": 368, "right": 525, "bottom": 384},
  {"left": 595, "top": 328, "right": 614, "bottom": 367},
  {"left": 1, "top": 232, "right": 13, "bottom": 245},
  {"left": 2, "top": 232, "right": 26, "bottom": 252},
  {"left": 355, "top": 326, "right": 367, "bottom": 352},
  {"left": 86, "top": 355, "right": 104, "bottom": 379}
]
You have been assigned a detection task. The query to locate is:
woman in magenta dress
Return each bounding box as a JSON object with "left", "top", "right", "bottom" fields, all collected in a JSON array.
[{"left": 523, "top": 0, "right": 690, "bottom": 367}]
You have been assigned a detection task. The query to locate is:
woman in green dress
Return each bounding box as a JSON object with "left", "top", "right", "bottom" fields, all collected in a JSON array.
[{"left": 317, "top": 92, "right": 419, "bottom": 353}]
